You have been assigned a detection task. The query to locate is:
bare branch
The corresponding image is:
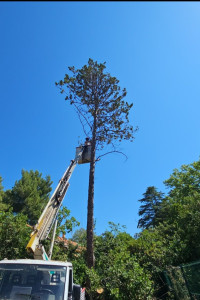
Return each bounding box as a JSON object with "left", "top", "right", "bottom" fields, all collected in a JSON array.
[
  {"left": 73, "top": 102, "right": 93, "bottom": 132},
  {"left": 96, "top": 150, "right": 128, "bottom": 162},
  {"left": 75, "top": 107, "right": 89, "bottom": 136}
]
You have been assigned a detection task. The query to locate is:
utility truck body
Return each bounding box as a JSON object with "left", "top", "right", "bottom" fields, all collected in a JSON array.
[{"left": 0, "top": 259, "right": 84, "bottom": 300}]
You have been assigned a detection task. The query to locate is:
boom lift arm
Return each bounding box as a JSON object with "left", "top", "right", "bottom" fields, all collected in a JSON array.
[{"left": 26, "top": 144, "right": 90, "bottom": 260}]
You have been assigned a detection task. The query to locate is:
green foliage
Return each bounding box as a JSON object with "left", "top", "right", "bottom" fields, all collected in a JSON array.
[
  {"left": 163, "top": 193, "right": 200, "bottom": 264},
  {"left": 56, "top": 58, "right": 136, "bottom": 271},
  {"left": 100, "top": 250, "right": 153, "bottom": 300},
  {"left": 0, "top": 210, "right": 31, "bottom": 260},
  {"left": 159, "top": 159, "right": 200, "bottom": 264},
  {"left": 164, "top": 160, "right": 200, "bottom": 200},
  {"left": 3, "top": 157, "right": 200, "bottom": 299},
  {"left": 6, "top": 169, "right": 52, "bottom": 225},
  {"left": 137, "top": 186, "right": 164, "bottom": 229},
  {"left": 51, "top": 222, "right": 154, "bottom": 299},
  {"left": 57, "top": 206, "right": 80, "bottom": 237},
  {"left": 0, "top": 176, "right": 4, "bottom": 203},
  {"left": 0, "top": 176, "right": 10, "bottom": 211},
  {"left": 0, "top": 171, "right": 52, "bottom": 260},
  {"left": 94, "top": 223, "right": 153, "bottom": 299},
  {"left": 70, "top": 249, "right": 87, "bottom": 287},
  {"left": 0, "top": 170, "right": 79, "bottom": 264},
  {"left": 43, "top": 206, "right": 80, "bottom": 260},
  {"left": 85, "top": 267, "right": 102, "bottom": 299},
  {"left": 67, "top": 223, "right": 154, "bottom": 299},
  {"left": 136, "top": 157, "right": 200, "bottom": 298},
  {"left": 71, "top": 228, "right": 87, "bottom": 246},
  {"left": 56, "top": 58, "right": 135, "bottom": 149}
]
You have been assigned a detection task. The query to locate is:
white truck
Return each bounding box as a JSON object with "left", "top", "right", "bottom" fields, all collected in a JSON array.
[{"left": 0, "top": 143, "right": 91, "bottom": 300}]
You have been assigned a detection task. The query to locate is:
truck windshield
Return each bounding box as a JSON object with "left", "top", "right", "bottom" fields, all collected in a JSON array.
[{"left": 0, "top": 263, "right": 66, "bottom": 300}]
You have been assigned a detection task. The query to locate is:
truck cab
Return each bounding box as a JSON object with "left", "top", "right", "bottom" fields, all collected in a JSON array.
[{"left": 0, "top": 259, "right": 84, "bottom": 300}]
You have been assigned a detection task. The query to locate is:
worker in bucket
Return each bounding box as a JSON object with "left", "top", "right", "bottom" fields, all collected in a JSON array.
[{"left": 84, "top": 137, "right": 91, "bottom": 146}]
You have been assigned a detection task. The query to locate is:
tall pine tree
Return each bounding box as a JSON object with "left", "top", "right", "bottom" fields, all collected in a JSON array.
[{"left": 56, "top": 59, "right": 136, "bottom": 270}]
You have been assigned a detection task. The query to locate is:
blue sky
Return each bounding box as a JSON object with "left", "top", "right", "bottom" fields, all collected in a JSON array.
[{"left": 1, "top": 2, "right": 200, "bottom": 237}]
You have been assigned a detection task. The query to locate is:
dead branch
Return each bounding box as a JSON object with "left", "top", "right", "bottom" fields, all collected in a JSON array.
[{"left": 96, "top": 150, "right": 128, "bottom": 162}]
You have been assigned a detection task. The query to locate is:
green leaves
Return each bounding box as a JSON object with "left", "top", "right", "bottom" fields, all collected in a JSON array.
[
  {"left": 67, "top": 223, "right": 154, "bottom": 299},
  {"left": 0, "top": 210, "right": 31, "bottom": 260},
  {"left": 7, "top": 169, "right": 52, "bottom": 225},
  {"left": 164, "top": 160, "right": 200, "bottom": 200},
  {"left": 0, "top": 170, "right": 80, "bottom": 263},
  {"left": 93, "top": 223, "right": 154, "bottom": 299},
  {"left": 57, "top": 206, "right": 80, "bottom": 237},
  {"left": 0, "top": 176, "right": 10, "bottom": 211},
  {"left": 135, "top": 157, "right": 200, "bottom": 298}
]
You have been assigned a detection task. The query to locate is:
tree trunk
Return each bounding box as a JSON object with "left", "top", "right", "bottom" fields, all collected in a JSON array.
[
  {"left": 86, "top": 128, "right": 96, "bottom": 269},
  {"left": 86, "top": 77, "right": 98, "bottom": 269},
  {"left": 86, "top": 137, "right": 96, "bottom": 300}
]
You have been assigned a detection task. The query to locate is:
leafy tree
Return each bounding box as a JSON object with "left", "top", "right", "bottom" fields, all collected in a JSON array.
[
  {"left": 160, "top": 193, "right": 200, "bottom": 264},
  {"left": 93, "top": 223, "right": 153, "bottom": 299},
  {"left": 137, "top": 186, "right": 164, "bottom": 229},
  {"left": 131, "top": 226, "right": 179, "bottom": 299},
  {"left": 7, "top": 169, "right": 52, "bottom": 225},
  {"left": 57, "top": 206, "right": 80, "bottom": 237},
  {"left": 56, "top": 58, "right": 136, "bottom": 269},
  {"left": 136, "top": 158, "right": 200, "bottom": 298},
  {"left": 160, "top": 159, "right": 200, "bottom": 263},
  {"left": 58, "top": 222, "right": 154, "bottom": 299},
  {"left": 164, "top": 159, "right": 200, "bottom": 200},
  {"left": 0, "top": 170, "right": 80, "bottom": 263},
  {"left": 0, "top": 210, "right": 31, "bottom": 260}
]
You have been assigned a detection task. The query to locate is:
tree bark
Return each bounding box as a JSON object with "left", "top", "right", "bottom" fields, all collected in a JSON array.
[{"left": 86, "top": 116, "right": 96, "bottom": 269}]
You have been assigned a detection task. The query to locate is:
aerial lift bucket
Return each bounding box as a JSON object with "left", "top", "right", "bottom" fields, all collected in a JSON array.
[{"left": 76, "top": 144, "right": 92, "bottom": 164}]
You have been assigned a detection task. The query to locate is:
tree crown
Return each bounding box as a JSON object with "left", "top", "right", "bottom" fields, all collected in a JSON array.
[{"left": 56, "top": 58, "right": 136, "bottom": 150}]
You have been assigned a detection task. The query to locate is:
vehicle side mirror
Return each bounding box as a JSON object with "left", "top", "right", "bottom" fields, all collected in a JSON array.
[{"left": 73, "top": 284, "right": 81, "bottom": 300}]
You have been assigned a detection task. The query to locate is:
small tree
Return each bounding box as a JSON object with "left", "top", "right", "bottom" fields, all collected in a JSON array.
[{"left": 56, "top": 59, "right": 136, "bottom": 269}]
